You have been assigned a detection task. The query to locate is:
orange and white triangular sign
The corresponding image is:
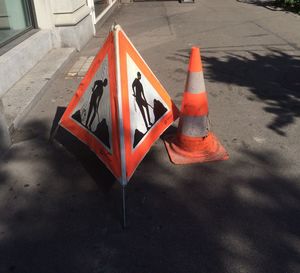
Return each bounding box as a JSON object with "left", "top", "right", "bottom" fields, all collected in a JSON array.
[{"left": 60, "top": 25, "right": 179, "bottom": 185}]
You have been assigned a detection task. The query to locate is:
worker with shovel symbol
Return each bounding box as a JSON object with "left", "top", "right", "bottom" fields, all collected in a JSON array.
[
  {"left": 86, "top": 78, "right": 108, "bottom": 130},
  {"left": 132, "top": 72, "right": 153, "bottom": 131}
]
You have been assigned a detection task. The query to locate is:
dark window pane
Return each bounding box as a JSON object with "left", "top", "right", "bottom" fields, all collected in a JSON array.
[{"left": 0, "top": 0, "right": 34, "bottom": 47}]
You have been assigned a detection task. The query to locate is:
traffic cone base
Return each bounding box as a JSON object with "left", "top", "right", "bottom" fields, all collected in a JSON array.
[{"left": 164, "top": 132, "right": 229, "bottom": 165}]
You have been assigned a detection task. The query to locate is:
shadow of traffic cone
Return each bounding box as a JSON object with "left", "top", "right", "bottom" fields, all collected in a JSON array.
[{"left": 164, "top": 47, "right": 229, "bottom": 164}]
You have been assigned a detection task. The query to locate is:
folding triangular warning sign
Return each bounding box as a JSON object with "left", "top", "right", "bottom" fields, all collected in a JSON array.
[{"left": 60, "top": 25, "right": 179, "bottom": 185}]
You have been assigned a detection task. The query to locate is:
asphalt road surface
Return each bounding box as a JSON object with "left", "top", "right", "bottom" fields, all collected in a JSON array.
[{"left": 1, "top": 1, "right": 300, "bottom": 272}]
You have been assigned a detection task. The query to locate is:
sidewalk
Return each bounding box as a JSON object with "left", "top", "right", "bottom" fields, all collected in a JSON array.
[{"left": 1, "top": 1, "right": 300, "bottom": 272}]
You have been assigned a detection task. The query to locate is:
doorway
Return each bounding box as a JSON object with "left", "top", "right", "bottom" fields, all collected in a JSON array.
[{"left": 87, "top": 0, "right": 117, "bottom": 25}]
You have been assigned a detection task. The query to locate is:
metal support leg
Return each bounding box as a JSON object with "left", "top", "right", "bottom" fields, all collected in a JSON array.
[
  {"left": 49, "top": 124, "right": 60, "bottom": 144},
  {"left": 122, "top": 185, "right": 126, "bottom": 229}
]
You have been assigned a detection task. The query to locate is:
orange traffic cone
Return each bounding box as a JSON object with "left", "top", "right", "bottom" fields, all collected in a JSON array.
[{"left": 164, "top": 47, "right": 229, "bottom": 164}]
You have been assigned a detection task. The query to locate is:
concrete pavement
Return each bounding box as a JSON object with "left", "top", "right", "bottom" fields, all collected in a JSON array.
[{"left": 1, "top": 1, "right": 300, "bottom": 272}]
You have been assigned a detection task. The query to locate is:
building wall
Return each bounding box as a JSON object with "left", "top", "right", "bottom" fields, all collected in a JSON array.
[
  {"left": 0, "top": 0, "right": 95, "bottom": 97},
  {"left": 33, "top": 0, "right": 94, "bottom": 50},
  {"left": 0, "top": 0, "right": 96, "bottom": 155}
]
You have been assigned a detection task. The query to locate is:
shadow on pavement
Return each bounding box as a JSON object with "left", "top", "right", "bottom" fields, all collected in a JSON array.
[
  {"left": 167, "top": 48, "right": 300, "bottom": 136},
  {"left": 50, "top": 106, "right": 115, "bottom": 193},
  {"left": 0, "top": 116, "right": 300, "bottom": 273},
  {"left": 237, "top": 0, "right": 275, "bottom": 6},
  {"left": 202, "top": 50, "right": 300, "bottom": 136},
  {"left": 237, "top": 0, "right": 300, "bottom": 13}
]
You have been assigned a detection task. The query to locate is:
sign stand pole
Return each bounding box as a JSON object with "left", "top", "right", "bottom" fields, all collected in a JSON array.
[
  {"left": 122, "top": 185, "right": 127, "bottom": 229},
  {"left": 49, "top": 124, "right": 60, "bottom": 144}
]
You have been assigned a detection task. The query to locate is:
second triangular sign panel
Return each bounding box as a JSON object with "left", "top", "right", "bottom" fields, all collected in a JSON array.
[{"left": 118, "top": 29, "right": 179, "bottom": 181}]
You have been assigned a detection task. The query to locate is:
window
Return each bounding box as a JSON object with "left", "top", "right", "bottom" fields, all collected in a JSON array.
[{"left": 0, "top": 0, "right": 35, "bottom": 48}]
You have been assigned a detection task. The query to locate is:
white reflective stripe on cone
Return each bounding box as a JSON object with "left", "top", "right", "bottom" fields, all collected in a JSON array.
[
  {"left": 178, "top": 115, "right": 209, "bottom": 137},
  {"left": 185, "top": 71, "right": 206, "bottom": 94}
]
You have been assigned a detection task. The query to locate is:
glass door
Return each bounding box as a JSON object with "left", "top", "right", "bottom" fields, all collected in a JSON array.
[
  {"left": 87, "top": 0, "right": 117, "bottom": 25},
  {"left": 94, "top": 0, "right": 110, "bottom": 18}
]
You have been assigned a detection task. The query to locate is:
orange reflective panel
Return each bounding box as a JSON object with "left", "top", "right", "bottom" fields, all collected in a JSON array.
[
  {"left": 118, "top": 30, "right": 179, "bottom": 181},
  {"left": 60, "top": 32, "right": 121, "bottom": 180},
  {"left": 60, "top": 26, "right": 179, "bottom": 184}
]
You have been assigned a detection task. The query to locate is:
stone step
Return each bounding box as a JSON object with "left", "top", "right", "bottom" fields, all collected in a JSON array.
[
  {"left": 1, "top": 47, "right": 75, "bottom": 131},
  {"left": 0, "top": 47, "right": 75, "bottom": 157}
]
